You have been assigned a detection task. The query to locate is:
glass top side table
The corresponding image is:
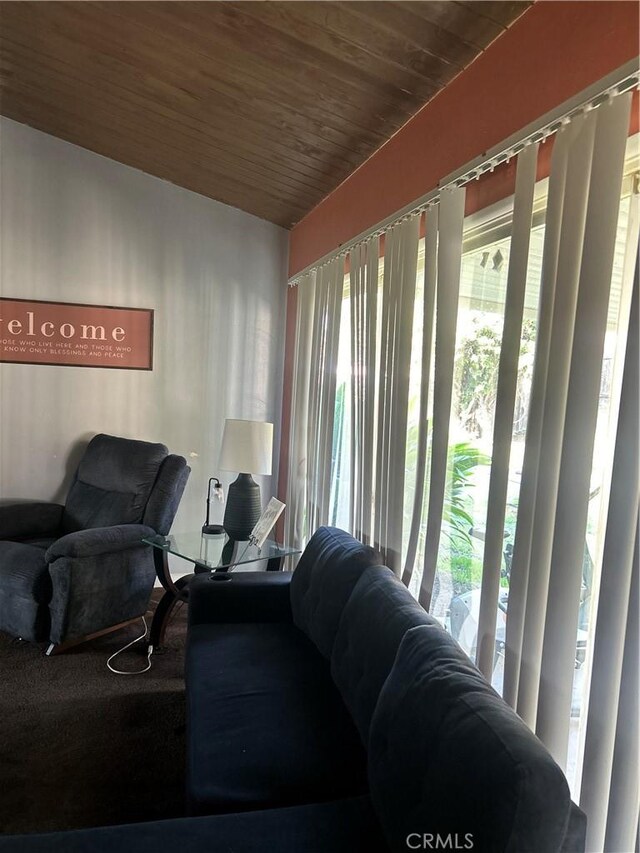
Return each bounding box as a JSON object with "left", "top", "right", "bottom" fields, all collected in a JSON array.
[{"left": 143, "top": 532, "right": 300, "bottom": 648}]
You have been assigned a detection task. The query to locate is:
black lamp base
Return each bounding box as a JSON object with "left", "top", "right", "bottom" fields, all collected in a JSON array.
[
  {"left": 223, "top": 473, "right": 261, "bottom": 541},
  {"left": 202, "top": 523, "right": 225, "bottom": 537}
]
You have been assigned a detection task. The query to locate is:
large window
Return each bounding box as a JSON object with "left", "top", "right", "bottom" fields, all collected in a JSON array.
[{"left": 329, "top": 141, "right": 639, "bottom": 795}]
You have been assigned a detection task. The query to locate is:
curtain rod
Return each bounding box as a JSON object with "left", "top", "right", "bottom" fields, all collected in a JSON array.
[{"left": 289, "top": 57, "right": 640, "bottom": 287}]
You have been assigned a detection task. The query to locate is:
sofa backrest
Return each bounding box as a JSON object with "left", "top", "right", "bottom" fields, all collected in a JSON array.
[
  {"left": 368, "top": 624, "right": 585, "bottom": 853},
  {"left": 62, "top": 434, "right": 176, "bottom": 533},
  {"left": 290, "top": 526, "right": 380, "bottom": 659},
  {"left": 331, "top": 566, "right": 435, "bottom": 743}
]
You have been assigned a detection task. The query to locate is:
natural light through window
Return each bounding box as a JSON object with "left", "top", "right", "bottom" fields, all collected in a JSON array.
[{"left": 329, "top": 140, "right": 639, "bottom": 797}]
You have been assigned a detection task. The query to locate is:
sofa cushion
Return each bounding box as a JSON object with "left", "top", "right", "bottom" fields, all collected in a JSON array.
[
  {"left": 368, "top": 625, "right": 576, "bottom": 853},
  {"left": 0, "top": 499, "right": 63, "bottom": 540},
  {"left": 22, "top": 537, "right": 57, "bottom": 550},
  {"left": 0, "top": 797, "right": 388, "bottom": 853},
  {"left": 62, "top": 434, "right": 168, "bottom": 533},
  {"left": 186, "top": 621, "right": 368, "bottom": 816},
  {"left": 331, "top": 566, "right": 435, "bottom": 743},
  {"left": 290, "top": 526, "right": 380, "bottom": 659}
]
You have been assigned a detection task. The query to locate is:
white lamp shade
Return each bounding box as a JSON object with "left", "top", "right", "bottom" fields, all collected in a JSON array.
[{"left": 218, "top": 419, "right": 273, "bottom": 476}]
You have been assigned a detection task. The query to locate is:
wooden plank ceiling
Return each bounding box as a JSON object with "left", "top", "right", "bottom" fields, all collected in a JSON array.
[{"left": 0, "top": 1, "right": 532, "bottom": 228}]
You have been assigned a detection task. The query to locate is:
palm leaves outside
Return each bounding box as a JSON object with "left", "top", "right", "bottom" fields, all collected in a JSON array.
[{"left": 442, "top": 442, "right": 490, "bottom": 549}]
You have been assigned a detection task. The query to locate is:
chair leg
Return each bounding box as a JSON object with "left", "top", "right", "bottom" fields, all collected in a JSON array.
[{"left": 45, "top": 617, "right": 142, "bottom": 656}]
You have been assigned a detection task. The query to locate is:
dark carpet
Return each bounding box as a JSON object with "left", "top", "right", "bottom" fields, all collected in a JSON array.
[{"left": 0, "top": 590, "right": 188, "bottom": 835}]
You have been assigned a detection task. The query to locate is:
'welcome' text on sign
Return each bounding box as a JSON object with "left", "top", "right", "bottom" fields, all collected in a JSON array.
[{"left": 0, "top": 298, "right": 154, "bottom": 370}]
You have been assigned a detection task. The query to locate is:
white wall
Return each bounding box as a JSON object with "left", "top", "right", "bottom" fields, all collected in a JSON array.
[{"left": 0, "top": 118, "right": 289, "bottom": 536}]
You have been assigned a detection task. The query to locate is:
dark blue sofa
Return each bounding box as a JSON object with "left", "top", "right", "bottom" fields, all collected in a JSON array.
[{"left": 0, "top": 527, "right": 585, "bottom": 852}]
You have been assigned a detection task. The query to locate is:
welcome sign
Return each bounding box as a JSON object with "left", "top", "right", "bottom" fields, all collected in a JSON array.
[{"left": 0, "top": 298, "right": 154, "bottom": 370}]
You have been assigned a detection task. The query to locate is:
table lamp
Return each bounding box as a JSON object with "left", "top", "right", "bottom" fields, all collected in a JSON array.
[{"left": 219, "top": 418, "right": 273, "bottom": 541}]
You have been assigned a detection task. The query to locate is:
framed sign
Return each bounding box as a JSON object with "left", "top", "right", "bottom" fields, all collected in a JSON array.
[{"left": 0, "top": 298, "right": 154, "bottom": 370}]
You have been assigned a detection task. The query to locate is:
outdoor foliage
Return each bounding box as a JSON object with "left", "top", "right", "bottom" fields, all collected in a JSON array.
[
  {"left": 403, "top": 430, "right": 490, "bottom": 566},
  {"left": 454, "top": 316, "right": 536, "bottom": 438},
  {"left": 454, "top": 322, "right": 501, "bottom": 439},
  {"left": 441, "top": 441, "right": 490, "bottom": 549}
]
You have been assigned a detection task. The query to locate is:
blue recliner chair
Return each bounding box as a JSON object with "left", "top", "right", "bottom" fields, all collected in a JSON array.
[{"left": 0, "top": 433, "right": 190, "bottom": 654}]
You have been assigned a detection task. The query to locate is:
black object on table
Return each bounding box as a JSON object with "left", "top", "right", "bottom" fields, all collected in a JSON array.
[{"left": 143, "top": 531, "right": 300, "bottom": 648}]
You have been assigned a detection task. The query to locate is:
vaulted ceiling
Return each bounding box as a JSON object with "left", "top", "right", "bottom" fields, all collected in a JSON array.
[{"left": 0, "top": 1, "right": 532, "bottom": 227}]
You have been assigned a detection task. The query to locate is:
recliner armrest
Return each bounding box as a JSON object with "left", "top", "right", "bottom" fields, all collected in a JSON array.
[
  {"left": 45, "top": 524, "right": 155, "bottom": 561},
  {"left": 0, "top": 499, "right": 64, "bottom": 540},
  {"left": 188, "top": 571, "right": 293, "bottom": 626}
]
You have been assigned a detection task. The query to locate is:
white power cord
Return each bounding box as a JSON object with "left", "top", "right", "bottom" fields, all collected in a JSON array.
[{"left": 107, "top": 616, "right": 153, "bottom": 675}]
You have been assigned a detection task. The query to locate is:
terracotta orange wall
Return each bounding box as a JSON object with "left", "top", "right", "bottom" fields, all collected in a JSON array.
[
  {"left": 277, "top": 0, "right": 639, "bottom": 518},
  {"left": 288, "top": 1, "right": 639, "bottom": 278}
]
